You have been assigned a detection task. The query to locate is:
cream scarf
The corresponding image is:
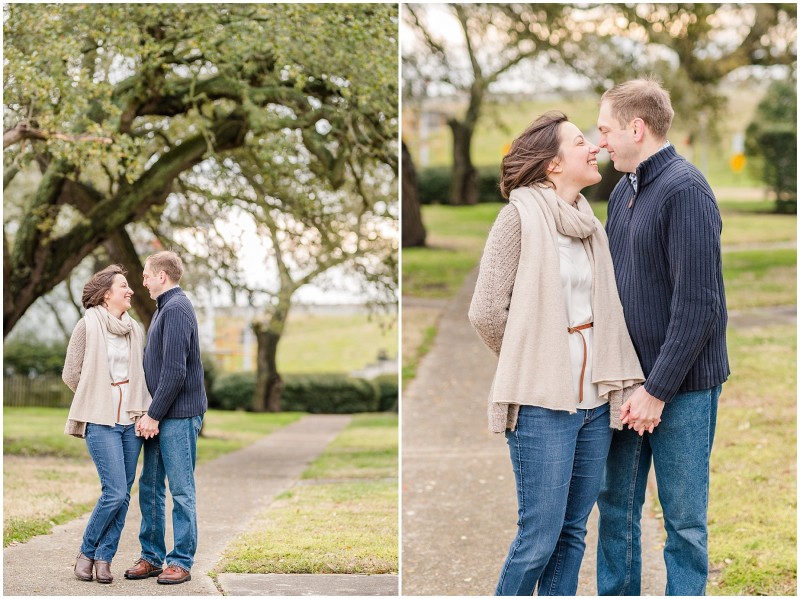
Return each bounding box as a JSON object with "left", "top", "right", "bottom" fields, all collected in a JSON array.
[
  {"left": 491, "top": 185, "right": 644, "bottom": 428},
  {"left": 65, "top": 306, "right": 151, "bottom": 436}
]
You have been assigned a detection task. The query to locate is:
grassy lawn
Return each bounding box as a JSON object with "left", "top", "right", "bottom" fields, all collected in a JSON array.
[
  {"left": 402, "top": 203, "right": 503, "bottom": 299},
  {"left": 707, "top": 324, "right": 796, "bottom": 595},
  {"left": 216, "top": 413, "right": 398, "bottom": 574},
  {"left": 278, "top": 313, "right": 397, "bottom": 374},
  {"left": 3, "top": 408, "right": 301, "bottom": 546}
]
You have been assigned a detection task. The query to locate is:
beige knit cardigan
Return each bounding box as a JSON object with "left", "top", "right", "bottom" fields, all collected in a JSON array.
[
  {"left": 62, "top": 310, "right": 151, "bottom": 437},
  {"left": 468, "top": 188, "right": 644, "bottom": 433}
]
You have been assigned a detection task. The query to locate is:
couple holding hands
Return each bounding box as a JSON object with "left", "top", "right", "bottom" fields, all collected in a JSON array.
[
  {"left": 62, "top": 251, "right": 206, "bottom": 585},
  {"left": 469, "top": 78, "right": 729, "bottom": 596}
]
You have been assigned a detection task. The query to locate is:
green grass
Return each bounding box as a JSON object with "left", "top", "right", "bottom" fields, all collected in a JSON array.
[
  {"left": 217, "top": 413, "right": 398, "bottom": 574},
  {"left": 4, "top": 503, "right": 94, "bottom": 547},
  {"left": 302, "top": 413, "right": 397, "bottom": 480},
  {"left": 402, "top": 203, "right": 502, "bottom": 298},
  {"left": 722, "top": 249, "right": 796, "bottom": 311},
  {"left": 401, "top": 323, "right": 438, "bottom": 385},
  {"left": 707, "top": 325, "right": 796, "bottom": 595},
  {"left": 718, "top": 203, "right": 796, "bottom": 247},
  {"left": 3, "top": 408, "right": 302, "bottom": 546},
  {"left": 278, "top": 314, "right": 397, "bottom": 374},
  {"left": 2, "top": 407, "right": 303, "bottom": 464}
]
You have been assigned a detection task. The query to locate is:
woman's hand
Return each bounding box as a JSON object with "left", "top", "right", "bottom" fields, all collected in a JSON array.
[
  {"left": 136, "top": 414, "right": 160, "bottom": 439},
  {"left": 620, "top": 386, "right": 665, "bottom": 436}
]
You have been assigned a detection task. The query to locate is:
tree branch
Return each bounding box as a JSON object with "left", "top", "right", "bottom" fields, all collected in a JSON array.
[{"left": 3, "top": 122, "right": 112, "bottom": 149}]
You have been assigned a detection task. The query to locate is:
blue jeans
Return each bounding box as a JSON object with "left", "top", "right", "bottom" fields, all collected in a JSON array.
[
  {"left": 597, "top": 386, "right": 721, "bottom": 596},
  {"left": 138, "top": 415, "right": 203, "bottom": 571},
  {"left": 81, "top": 423, "right": 143, "bottom": 562},
  {"left": 496, "top": 403, "right": 612, "bottom": 596}
]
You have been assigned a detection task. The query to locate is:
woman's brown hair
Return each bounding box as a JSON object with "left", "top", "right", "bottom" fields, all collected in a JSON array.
[
  {"left": 82, "top": 264, "right": 126, "bottom": 309},
  {"left": 499, "top": 111, "right": 568, "bottom": 199}
]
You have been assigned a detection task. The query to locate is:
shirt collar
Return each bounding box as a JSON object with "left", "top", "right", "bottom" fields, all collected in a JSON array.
[
  {"left": 629, "top": 140, "right": 671, "bottom": 192},
  {"left": 155, "top": 286, "right": 182, "bottom": 310}
]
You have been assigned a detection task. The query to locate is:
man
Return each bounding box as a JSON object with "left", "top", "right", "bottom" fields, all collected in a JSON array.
[
  {"left": 125, "top": 251, "right": 207, "bottom": 585},
  {"left": 595, "top": 78, "right": 729, "bottom": 595}
]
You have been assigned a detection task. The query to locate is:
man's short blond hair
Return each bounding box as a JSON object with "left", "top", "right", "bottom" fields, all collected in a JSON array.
[
  {"left": 145, "top": 251, "right": 184, "bottom": 283},
  {"left": 601, "top": 77, "right": 675, "bottom": 139}
]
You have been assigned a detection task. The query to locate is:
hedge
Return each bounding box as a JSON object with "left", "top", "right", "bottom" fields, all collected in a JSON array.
[
  {"left": 209, "top": 372, "right": 399, "bottom": 413},
  {"left": 417, "top": 165, "right": 504, "bottom": 205}
]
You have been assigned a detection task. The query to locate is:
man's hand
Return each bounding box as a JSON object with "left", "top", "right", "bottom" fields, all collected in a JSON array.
[
  {"left": 620, "top": 386, "right": 665, "bottom": 436},
  {"left": 136, "top": 414, "right": 160, "bottom": 439}
]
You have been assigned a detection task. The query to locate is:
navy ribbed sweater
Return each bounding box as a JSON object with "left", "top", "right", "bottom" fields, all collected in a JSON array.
[
  {"left": 143, "top": 287, "right": 208, "bottom": 421},
  {"left": 606, "top": 145, "right": 729, "bottom": 403}
]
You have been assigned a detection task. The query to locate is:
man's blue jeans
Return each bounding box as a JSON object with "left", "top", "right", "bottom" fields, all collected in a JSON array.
[
  {"left": 496, "top": 403, "right": 612, "bottom": 596},
  {"left": 597, "top": 386, "right": 721, "bottom": 596},
  {"left": 81, "top": 423, "right": 142, "bottom": 562},
  {"left": 138, "top": 415, "right": 203, "bottom": 571}
]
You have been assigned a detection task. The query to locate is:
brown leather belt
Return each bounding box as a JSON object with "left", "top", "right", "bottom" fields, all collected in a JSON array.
[
  {"left": 567, "top": 323, "right": 593, "bottom": 403},
  {"left": 111, "top": 379, "right": 129, "bottom": 423}
]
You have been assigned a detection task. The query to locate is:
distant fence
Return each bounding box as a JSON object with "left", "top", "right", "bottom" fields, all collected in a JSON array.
[{"left": 3, "top": 375, "right": 73, "bottom": 408}]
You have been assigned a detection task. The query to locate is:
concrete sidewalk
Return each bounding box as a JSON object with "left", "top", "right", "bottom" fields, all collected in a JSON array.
[
  {"left": 4, "top": 413, "right": 397, "bottom": 596},
  {"left": 402, "top": 269, "right": 668, "bottom": 596}
]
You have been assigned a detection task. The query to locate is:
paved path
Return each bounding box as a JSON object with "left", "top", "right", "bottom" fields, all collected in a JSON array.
[
  {"left": 402, "top": 269, "right": 668, "bottom": 596},
  {"left": 3, "top": 414, "right": 396, "bottom": 596}
]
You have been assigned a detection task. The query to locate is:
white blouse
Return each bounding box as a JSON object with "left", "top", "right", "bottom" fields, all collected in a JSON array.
[
  {"left": 557, "top": 232, "right": 606, "bottom": 410},
  {"left": 105, "top": 330, "right": 133, "bottom": 425}
]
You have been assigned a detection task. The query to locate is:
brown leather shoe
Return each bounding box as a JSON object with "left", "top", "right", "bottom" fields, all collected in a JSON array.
[
  {"left": 74, "top": 552, "right": 94, "bottom": 581},
  {"left": 124, "top": 558, "right": 163, "bottom": 579},
  {"left": 157, "top": 564, "right": 191, "bottom": 585},
  {"left": 94, "top": 560, "right": 113, "bottom": 584}
]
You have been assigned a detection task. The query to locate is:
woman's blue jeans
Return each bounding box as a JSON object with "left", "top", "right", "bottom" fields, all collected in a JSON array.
[
  {"left": 496, "top": 403, "right": 612, "bottom": 596},
  {"left": 81, "top": 423, "right": 143, "bottom": 562},
  {"left": 138, "top": 415, "right": 202, "bottom": 572},
  {"left": 597, "top": 386, "right": 721, "bottom": 596}
]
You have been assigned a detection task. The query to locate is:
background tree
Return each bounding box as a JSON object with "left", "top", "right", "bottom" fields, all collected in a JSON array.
[
  {"left": 403, "top": 3, "right": 571, "bottom": 205},
  {"left": 402, "top": 3, "right": 796, "bottom": 205},
  {"left": 401, "top": 142, "right": 426, "bottom": 247},
  {"left": 609, "top": 4, "right": 796, "bottom": 136},
  {"left": 746, "top": 76, "right": 798, "bottom": 213},
  {"left": 3, "top": 3, "right": 398, "bottom": 337}
]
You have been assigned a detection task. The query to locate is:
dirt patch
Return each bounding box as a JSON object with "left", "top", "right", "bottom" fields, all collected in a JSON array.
[
  {"left": 402, "top": 305, "right": 443, "bottom": 363},
  {"left": 3, "top": 455, "right": 99, "bottom": 524}
]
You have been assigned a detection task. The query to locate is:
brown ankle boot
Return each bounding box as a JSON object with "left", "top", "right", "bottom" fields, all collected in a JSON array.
[
  {"left": 95, "top": 560, "right": 113, "bottom": 584},
  {"left": 74, "top": 552, "right": 94, "bottom": 581}
]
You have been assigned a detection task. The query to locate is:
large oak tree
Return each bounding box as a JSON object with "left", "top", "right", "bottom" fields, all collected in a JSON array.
[{"left": 4, "top": 4, "right": 398, "bottom": 409}]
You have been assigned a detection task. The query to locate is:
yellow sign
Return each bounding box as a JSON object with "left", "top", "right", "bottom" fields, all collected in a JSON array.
[{"left": 730, "top": 153, "right": 746, "bottom": 173}]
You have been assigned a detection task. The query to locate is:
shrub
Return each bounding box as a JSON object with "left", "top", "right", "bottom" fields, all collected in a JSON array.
[
  {"left": 746, "top": 78, "right": 797, "bottom": 214},
  {"left": 209, "top": 372, "right": 256, "bottom": 411},
  {"left": 374, "top": 374, "right": 399, "bottom": 412},
  {"left": 418, "top": 165, "right": 504, "bottom": 205},
  {"left": 3, "top": 340, "right": 68, "bottom": 376},
  {"left": 209, "top": 372, "right": 391, "bottom": 413},
  {"left": 201, "top": 352, "right": 218, "bottom": 400},
  {"left": 282, "top": 374, "right": 380, "bottom": 413}
]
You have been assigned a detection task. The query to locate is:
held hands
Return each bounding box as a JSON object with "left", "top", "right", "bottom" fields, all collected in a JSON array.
[
  {"left": 620, "top": 386, "right": 665, "bottom": 436},
  {"left": 136, "top": 414, "right": 160, "bottom": 439}
]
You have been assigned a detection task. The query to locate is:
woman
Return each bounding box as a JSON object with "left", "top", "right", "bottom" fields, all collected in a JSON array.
[
  {"left": 62, "top": 264, "right": 152, "bottom": 584},
  {"left": 468, "top": 112, "right": 645, "bottom": 596}
]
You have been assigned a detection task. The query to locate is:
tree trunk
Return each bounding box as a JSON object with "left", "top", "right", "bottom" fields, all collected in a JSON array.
[
  {"left": 448, "top": 119, "right": 478, "bottom": 205},
  {"left": 401, "top": 142, "right": 427, "bottom": 247},
  {"left": 104, "top": 228, "right": 156, "bottom": 329},
  {"left": 252, "top": 297, "right": 290, "bottom": 412},
  {"left": 3, "top": 109, "right": 248, "bottom": 338}
]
